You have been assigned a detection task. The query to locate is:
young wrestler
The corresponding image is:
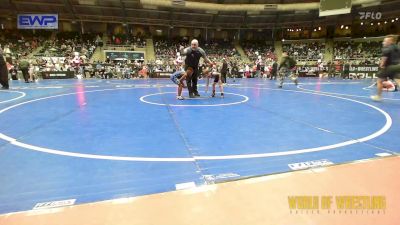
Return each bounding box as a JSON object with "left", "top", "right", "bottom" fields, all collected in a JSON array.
[
  {"left": 278, "top": 51, "right": 298, "bottom": 88},
  {"left": 383, "top": 79, "right": 397, "bottom": 92},
  {"left": 170, "top": 67, "right": 193, "bottom": 100},
  {"left": 203, "top": 67, "right": 224, "bottom": 98}
]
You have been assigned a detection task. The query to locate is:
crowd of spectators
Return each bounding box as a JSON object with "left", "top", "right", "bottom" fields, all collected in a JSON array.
[
  {"left": 108, "top": 34, "right": 147, "bottom": 48},
  {"left": 153, "top": 38, "right": 247, "bottom": 73},
  {"left": 1, "top": 29, "right": 388, "bottom": 81},
  {"left": 0, "top": 30, "right": 48, "bottom": 60},
  {"left": 2, "top": 31, "right": 101, "bottom": 81},
  {"left": 334, "top": 40, "right": 381, "bottom": 64},
  {"left": 153, "top": 37, "right": 188, "bottom": 69},
  {"left": 282, "top": 42, "right": 325, "bottom": 60},
  {"left": 36, "top": 32, "right": 98, "bottom": 60},
  {"left": 242, "top": 41, "right": 275, "bottom": 62}
]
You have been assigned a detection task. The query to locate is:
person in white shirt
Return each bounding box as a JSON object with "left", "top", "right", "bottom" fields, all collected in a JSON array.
[
  {"left": 3, "top": 45, "right": 11, "bottom": 57},
  {"left": 28, "top": 63, "right": 35, "bottom": 81},
  {"left": 245, "top": 64, "right": 250, "bottom": 78}
]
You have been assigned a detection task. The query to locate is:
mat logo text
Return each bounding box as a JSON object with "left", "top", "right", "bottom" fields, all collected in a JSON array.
[
  {"left": 288, "top": 196, "right": 386, "bottom": 210},
  {"left": 288, "top": 159, "right": 333, "bottom": 170},
  {"left": 33, "top": 199, "right": 76, "bottom": 210}
]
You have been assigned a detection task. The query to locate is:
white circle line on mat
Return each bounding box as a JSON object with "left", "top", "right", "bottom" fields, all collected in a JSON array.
[
  {"left": 139, "top": 92, "right": 249, "bottom": 107},
  {"left": 0, "top": 87, "right": 392, "bottom": 161},
  {"left": 0, "top": 90, "right": 26, "bottom": 104}
]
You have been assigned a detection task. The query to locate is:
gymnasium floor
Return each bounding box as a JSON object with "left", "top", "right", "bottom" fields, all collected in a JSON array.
[{"left": 0, "top": 77, "right": 399, "bottom": 219}]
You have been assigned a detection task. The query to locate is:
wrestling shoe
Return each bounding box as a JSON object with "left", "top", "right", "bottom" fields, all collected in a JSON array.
[{"left": 370, "top": 95, "right": 382, "bottom": 102}]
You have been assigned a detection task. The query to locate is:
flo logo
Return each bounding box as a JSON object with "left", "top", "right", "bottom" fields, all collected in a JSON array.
[{"left": 359, "top": 12, "right": 382, "bottom": 20}]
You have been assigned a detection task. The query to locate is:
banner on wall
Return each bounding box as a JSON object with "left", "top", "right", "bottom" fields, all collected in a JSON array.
[
  {"left": 42, "top": 71, "right": 74, "bottom": 79},
  {"left": 349, "top": 65, "right": 379, "bottom": 78},
  {"left": 18, "top": 14, "right": 58, "bottom": 29},
  {"left": 297, "top": 65, "right": 379, "bottom": 78},
  {"left": 104, "top": 51, "right": 145, "bottom": 61}
]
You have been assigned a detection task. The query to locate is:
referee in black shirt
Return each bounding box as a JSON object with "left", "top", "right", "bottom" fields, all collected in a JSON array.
[
  {"left": 0, "top": 49, "right": 9, "bottom": 90},
  {"left": 221, "top": 58, "right": 228, "bottom": 83},
  {"left": 371, "top": 35, "right": 400, "bottom": 101},
  {"left": 180, "top": 39, "right": 213, "bottom": 98}
]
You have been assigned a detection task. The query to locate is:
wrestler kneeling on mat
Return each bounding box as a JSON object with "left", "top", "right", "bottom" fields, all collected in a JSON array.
[
  {"left": 202, "top": 67, "right": 224, "bottom": 98},
  {"left": 383, "top": 79, "right": 397, "bottom": 92},
  {"left": 170, "top": 67, "right": 194, "bottom": 100}
]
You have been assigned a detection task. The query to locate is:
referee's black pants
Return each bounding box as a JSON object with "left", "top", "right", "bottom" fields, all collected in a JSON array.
[
  {"left": 21, "top": 68, "right": 29, "bottom": 82},
  {"left": 221, "top": 71, "right": 227, "bottom": 83},
  {"left": 186, "top": 66, "right": 199, "bottom": 96}
]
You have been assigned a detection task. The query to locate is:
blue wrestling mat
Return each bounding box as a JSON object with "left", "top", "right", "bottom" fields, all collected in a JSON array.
[{"left": 0, "top": 78, "right": 398, "bottom": 214}]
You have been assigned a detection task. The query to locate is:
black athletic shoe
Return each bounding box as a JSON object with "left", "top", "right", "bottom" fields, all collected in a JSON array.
[
  {"left": 221, "top": 93, "right": 224, "bottom": 98},
  {"left": 194, "top": 93, "right": 200, "bottom": 97},
  {"left": 1, "top": 86, "right": 9, "bottom": 90},
  {"left": 211, "top": 91, "right": 215, "bottom": 97}
]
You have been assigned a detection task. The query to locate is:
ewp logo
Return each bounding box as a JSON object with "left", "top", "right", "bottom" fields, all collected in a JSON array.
[
  {"left": 18, "top": 14, "right": 58, "bottom": 29},
  {"left": 359, "top": 12, "right": 382, "bottom": 20}
]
